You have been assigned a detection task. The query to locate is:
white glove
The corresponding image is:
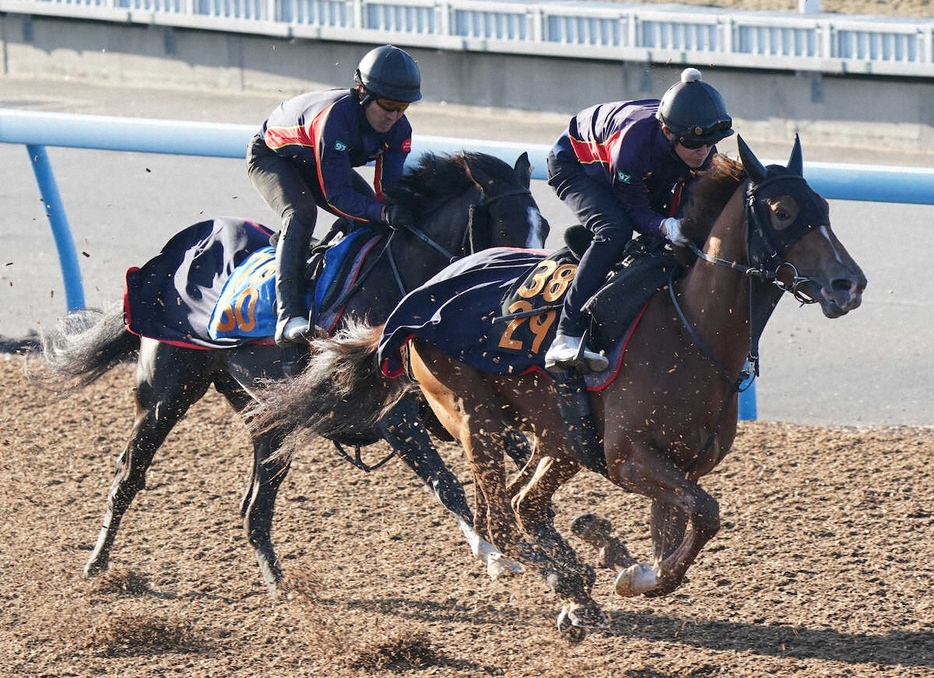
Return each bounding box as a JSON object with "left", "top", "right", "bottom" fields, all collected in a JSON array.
[{"left": 662, "top": 217, "right": 690, "bottom": 247}]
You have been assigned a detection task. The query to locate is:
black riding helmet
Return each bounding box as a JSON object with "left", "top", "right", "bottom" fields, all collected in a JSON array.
[
  {"left": 354, "top": 45, "right": 422, "bottom": 104},
  {"left": 657, "top": 68, "right": 734, "bottom": 147}
]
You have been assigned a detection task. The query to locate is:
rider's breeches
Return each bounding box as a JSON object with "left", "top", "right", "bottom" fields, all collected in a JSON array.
[
  {"left": 246, "top": 135, "right": 375, "bottom": 329},
  {"left": 247, "top": 135, "right": 321, "bottom": 327},
  {"left": 547, "top": 151, "right": 634, "bottom": 336}
]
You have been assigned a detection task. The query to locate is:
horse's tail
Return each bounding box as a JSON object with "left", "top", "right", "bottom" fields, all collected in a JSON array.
[
  {"left": 246, "top": 319, "right": 410, "bottom": 453},
  {"left": 39, "top": 304, "right": 139, "bottom": 390}
]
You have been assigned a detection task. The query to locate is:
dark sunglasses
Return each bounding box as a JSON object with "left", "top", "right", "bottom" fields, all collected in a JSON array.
[{"left": 374, "top": 97, "right": 409, "bottom": 114}]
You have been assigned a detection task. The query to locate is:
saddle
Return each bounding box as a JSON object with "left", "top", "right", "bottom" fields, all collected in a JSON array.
[
  {"left": 584, "top": 236, "right": 682, "bottom": 349},
  {"left": 500, "top": 226, "right": 681, "bottom": 478}
]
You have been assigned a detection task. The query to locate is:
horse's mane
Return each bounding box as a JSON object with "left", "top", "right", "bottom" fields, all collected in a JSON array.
[
  {"left": 386, "top": 151, "right": 511, "bottom": 209},
  {"left": 679, "top": 154, "right": 747, "bottom": 245}
]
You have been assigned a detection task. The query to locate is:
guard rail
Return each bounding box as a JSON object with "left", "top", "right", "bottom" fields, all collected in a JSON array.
[{"left": 3, "top": 109, "right": 934, "bottom": 417}]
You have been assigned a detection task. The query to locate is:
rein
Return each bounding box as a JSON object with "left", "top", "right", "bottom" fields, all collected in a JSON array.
[{"left": 675, "top": 173, "right": 820, "bottom": 474}]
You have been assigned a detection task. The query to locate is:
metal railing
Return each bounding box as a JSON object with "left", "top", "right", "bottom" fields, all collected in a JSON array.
[
  {"left": 2, "top": 109, "right": 934, "bottom": 417},
  {"left": 1, "top": 0, "right": 932, "bottom": 77}
]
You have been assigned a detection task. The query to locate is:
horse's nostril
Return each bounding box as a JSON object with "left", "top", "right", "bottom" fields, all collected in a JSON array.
[{"left": 832, "top": 278, "right": 854, "bottom": 292}]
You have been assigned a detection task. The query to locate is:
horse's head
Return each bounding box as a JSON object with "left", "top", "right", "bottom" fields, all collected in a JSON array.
[
  {"left": 458, "top": 151, "right": 550, "bottom": 251},
  {"left": 738, "top": 135, "right": 866, "bottom": 318},
  {"left": 387, "top": 151, "right": 549, "bottom": 260}
]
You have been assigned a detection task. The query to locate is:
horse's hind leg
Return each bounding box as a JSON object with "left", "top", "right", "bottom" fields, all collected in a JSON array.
[
  {"left": 85, "top": 342, "right": 214, "bottom": 577},
  {"left": 377, "top": 394, "right": 522, "bottom": 579},
  {"left": 210, "top": 374, "right": 291, "bottom": 595},
  {"left": 509, "top": 443, "right": 607, "bottom": 630},
  {"left": 240, "top": 426, "right": 290, "bottom": 594}
]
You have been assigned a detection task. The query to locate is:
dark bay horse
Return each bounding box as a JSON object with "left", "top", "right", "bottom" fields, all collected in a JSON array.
[
  {"left": 267, "top": 136, "right": 866, "bottom": 636},
  {"left": 40, "top": 151, "right": 547, "bottom": 595}
]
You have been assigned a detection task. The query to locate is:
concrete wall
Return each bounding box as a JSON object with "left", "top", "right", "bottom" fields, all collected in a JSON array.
[{"left": 2, "top": 13, "right": 933, "bottom": 155}]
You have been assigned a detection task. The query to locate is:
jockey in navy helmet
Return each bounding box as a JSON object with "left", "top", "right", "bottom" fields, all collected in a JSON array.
[
  {"left": 247, "top": 44, "right": 422, "bottom": 347},
  {"left": 544, "top": 67, "right": 733, "bottom": 372}
]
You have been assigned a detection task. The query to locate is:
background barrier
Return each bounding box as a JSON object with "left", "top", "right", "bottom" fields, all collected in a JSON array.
[{"left": 3, "top": 109, "right": 933, "bottom": 418}]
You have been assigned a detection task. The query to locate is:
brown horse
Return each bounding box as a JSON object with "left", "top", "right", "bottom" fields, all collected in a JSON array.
[{"left": 282, "top": 136, "right": 866, "bottom": 637}]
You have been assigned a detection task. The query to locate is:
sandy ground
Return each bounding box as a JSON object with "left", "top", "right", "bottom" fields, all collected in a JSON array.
[{"left": 0, "top": 354, "right": 931, "bottom": 677}]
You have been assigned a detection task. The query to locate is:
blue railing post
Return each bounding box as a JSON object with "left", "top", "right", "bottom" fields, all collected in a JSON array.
[{"left": 26, "top": 143, "right": 85, "bottom": 311}]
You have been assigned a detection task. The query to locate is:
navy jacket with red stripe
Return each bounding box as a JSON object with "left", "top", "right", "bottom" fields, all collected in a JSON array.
[
  {"left": 551, "top": 99, "right": 715, "bottom": 237},
  {"left": 261, "top": 88, "right": 412, "bottom": 224}
]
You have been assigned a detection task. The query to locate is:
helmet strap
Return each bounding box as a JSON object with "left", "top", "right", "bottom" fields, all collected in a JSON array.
[{"left": 356, "top": 85, "right": 373, "bottom": 107}]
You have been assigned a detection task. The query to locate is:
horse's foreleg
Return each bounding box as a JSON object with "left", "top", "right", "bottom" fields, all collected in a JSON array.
[
  {"left": 86, "top": 343, "right": 212, "bottom": 577},
  {"left": 378, "top": 393, "right": 473, "bottom": 526},
  {"left": 647, "top": 486, "right": 719, "bottom": 596},
  {"left": 651, "top": 499, "right": 689, "bottom": 563},
  {"left": 377, "top": 394, "right": 522, "bottom": 579},
  {"left": 608, "top": 443, "right": 721, "bottom": 597}
]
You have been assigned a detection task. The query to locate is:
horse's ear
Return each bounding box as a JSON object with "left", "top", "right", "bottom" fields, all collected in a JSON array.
[
  {"left": 737, "top": 135, "right": 768, "bottom": 184},
  {"left": 513, "top": 152, "right": 532, "bottom": 189},
  {"left": 787, "top": 133, "right": 803, "bottom": 176}
]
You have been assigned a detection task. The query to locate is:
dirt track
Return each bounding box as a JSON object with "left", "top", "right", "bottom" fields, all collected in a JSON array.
[{"left": 1, "top": 354, "right": 931, "bottom": 677}]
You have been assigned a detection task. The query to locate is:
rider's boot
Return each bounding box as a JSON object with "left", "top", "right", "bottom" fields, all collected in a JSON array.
[
  {"left": 545, "top": 333, "right": 608, "bottom": 373},
  {"left": 274, "top": 218, "right": 313, "bottom": 348}
]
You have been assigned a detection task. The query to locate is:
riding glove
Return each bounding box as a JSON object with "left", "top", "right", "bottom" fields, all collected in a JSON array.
[
  {"left": 383, "top": 203, "right": 415, "bottom": 230},
  {"left": 662, "top": 217, "right": 690, "bottom": 247}
]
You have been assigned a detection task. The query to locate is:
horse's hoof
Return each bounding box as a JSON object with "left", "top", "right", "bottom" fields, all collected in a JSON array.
[
  {"left": 556, "top": 607, "right": 587, "bottom": 643},
  {"left": 487, "top": 554, "right": 524, "bottom": 580},
  {"left": 615, "top": 562, "right": 658, "bottom": 597},
  {"left": 570, "top": 513, "right": 613, "bottom": 545},
  {"left": 84, "top": 560, "right": 107, "bottom": 578}
]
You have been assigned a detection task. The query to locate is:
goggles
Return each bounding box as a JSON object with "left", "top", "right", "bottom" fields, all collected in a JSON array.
[
  {"left": 679, "top": 138, "right": 714, "bottom": 150},
  {"left": 374, "top": 97, "right": 410, "bottom": 114},
  {"left": 678, "top": 119, "right": 732, "bottom": 148}
]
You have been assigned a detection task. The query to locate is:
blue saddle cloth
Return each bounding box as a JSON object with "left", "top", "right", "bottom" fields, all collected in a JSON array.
[
  {"left": 207, "top": 228, "right": 381, "bottom": 342},
  {"left": 125, "top": 217, "right": 381, "bottom": 349}
]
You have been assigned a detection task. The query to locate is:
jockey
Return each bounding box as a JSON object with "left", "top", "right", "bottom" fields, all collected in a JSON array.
[
  {"left": 247, "top": 44, "right": 421, "bottom": 346},
  {"left": 544, "top": 67, "right": 734, "bottom": 372}
]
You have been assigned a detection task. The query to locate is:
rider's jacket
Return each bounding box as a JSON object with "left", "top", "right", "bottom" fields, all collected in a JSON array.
[
  {"left": 260, "top": 88, "right": 412, "bottom": 225},
  {"left": 550, "top": 99, "right": 716, "bottom": 237}
]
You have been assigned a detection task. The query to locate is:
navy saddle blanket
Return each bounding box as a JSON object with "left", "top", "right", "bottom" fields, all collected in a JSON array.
[
  {"left": 378, "top": 247, "right": 641, "bottom": 391},
  {"left": 125, "top": 217, "right": 274, "bottom": 349}
]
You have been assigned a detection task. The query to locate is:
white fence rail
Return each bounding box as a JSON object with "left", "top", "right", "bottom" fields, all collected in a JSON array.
[{"left": 1, "top": 0, "right": 932, "bottom": 77}]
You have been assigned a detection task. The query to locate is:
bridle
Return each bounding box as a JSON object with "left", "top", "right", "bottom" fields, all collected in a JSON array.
[{"left": 671, "top": 171, "right": 824, "bottom": 474}]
